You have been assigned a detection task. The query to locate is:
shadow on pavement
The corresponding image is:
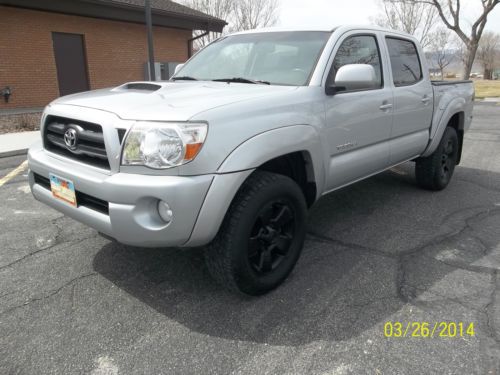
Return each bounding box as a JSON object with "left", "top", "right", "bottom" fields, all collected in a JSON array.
[{"left": 92, "top": 163, "right": 500, "bottom": 346}]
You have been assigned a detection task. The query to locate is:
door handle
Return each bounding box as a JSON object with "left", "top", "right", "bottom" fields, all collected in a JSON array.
[
  {"left": 421, "top": 96, "right": 431, "bottom": 104},
  {"left": 379, "top": 103, "right": 393, "bottom": 111}
]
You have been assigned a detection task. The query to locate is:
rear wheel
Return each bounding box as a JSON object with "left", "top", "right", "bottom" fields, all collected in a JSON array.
[
  {"left": 415, "top": 127, "right": 458, "bottom": 191},
  {"left": 204, "top": 171, "right": 307, "bottom": 295}
]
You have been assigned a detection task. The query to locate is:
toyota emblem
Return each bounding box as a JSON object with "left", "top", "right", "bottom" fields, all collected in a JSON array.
[{"left": 64, "top": 128, "right": 78, "bottom": 150}]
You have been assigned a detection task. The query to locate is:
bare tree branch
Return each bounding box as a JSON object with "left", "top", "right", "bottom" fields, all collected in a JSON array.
[
  {"left": 179, "top": 0, "right": 279, "bottom": 49},
  {"left": 372, "top": 0, "right": 437, "bottom": 48},
  {"left": 427, "top": 28, "right": 454, "bottom": 79},
  {"left": 402, "top": 0, "right": 500, "bottom": 78},
  {"left": 477, "top": 31, "right": 500, "bottom": 79},
  {"left": 232, "top": 0, "right": 279, "bottom": 31}
]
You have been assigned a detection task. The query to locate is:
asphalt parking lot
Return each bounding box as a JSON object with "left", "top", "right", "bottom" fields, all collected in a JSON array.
[{"left": 1, "top": 102, "right": 499, "bottom": 375}]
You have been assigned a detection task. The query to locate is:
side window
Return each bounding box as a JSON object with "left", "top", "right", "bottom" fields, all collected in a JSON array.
[
  {"left": 327, "top": 35, "right": 383, "bottom": 90},
  {"left": 386, "top": 37, "right": 422, "bottom": 86}
]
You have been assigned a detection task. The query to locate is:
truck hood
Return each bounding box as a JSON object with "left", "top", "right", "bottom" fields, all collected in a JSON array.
[{"left": 51, "top": 81, "right": 299, "bottom": 121}]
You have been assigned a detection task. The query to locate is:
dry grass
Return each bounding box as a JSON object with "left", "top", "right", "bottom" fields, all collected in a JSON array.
[
  {"left": 473, "top": 80, "right": 500, "bottom": 99},
  {"left": 0, "top": 112, "right": 42, "bottom": 134}
]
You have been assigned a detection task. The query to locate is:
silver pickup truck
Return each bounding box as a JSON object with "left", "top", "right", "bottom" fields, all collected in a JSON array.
[{"left": 28, "top": 25, "right": 474, "bottom": 295}]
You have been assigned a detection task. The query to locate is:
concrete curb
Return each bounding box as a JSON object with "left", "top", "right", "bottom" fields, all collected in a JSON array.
[
  {"left": 0, "top": 148, "right": 28, "bottom": 158},
  {"left": 0, "top": 130, "right": 39, "bottom": 159}
]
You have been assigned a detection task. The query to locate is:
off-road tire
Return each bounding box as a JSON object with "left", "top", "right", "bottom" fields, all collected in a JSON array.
[
  {"left": 204, "top": 170, "right": 307, "bottom": 295},
  {"left": 415, "top": 127, "right": 459, "bottom": 191}
]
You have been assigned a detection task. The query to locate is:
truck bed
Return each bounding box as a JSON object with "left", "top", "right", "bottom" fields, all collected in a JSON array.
[{"left": 431, "top": 80, "right": 473, "bottom": 86}]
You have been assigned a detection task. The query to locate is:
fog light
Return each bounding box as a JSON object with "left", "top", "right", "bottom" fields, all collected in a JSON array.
[{"left": 158, "top": 201, "right": 173, "bottom": 224}]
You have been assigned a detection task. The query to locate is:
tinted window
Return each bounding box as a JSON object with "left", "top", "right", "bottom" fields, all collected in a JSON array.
[
  {"left": 327, "top": 35, "right": 383, "bottom": 89},
  {"left": 386, "top": 37, "right": 422, "bottom": 86}
]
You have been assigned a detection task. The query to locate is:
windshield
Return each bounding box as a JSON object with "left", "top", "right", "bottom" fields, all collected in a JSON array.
[{"left": 175, "top": 31, "right": 331, "bottom": 86}]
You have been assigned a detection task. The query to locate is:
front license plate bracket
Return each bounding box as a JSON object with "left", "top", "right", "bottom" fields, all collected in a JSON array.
[{"left": 49, "top": 173, "right": 77, "bottom": 206}]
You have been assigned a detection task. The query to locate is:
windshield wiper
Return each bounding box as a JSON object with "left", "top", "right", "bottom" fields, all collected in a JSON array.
[
  {"left": 212, "top": 77, "right": 270, "bottom": 85},
  {"left": 171, "top": 76, "right": 198, "bottom": 81}
]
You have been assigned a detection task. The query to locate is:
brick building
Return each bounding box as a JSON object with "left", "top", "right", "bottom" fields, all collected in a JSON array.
[{"left": 0, "top": 0, "right": 225, "bottom": 131}]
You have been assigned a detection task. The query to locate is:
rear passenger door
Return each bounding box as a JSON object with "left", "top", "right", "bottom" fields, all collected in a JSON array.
[{"left": 385, "top": 36, "right": 433, "bottom": 164}]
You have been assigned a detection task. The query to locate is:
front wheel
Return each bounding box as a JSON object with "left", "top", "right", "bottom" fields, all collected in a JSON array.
[
  {"left": 204, "top": 171, "right": 307, "bottom": 295},
  {"left": 415, "top": 127, "right": 459, "bottom": 191}
]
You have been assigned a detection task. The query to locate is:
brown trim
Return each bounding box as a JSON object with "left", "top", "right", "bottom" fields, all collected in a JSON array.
[
  {"left": 81, "top": 33, "right": 92, "bottom": 90},
  {"left": 188, "top": 30, "right": 209, "bottom": 57},
  {"left": 0, "top": 0, "right": 226, "bottom": 32}
]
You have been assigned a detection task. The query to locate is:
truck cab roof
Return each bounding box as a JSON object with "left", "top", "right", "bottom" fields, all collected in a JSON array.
[{"left": 229, "top": 25, "right": 418, "bottom": 41}]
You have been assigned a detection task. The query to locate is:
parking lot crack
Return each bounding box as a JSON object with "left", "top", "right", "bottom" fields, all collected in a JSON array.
[
  {"left": 0, "top": 247, "right": 54, "bottom": 271},
  {"left": 307, "top": 231, "right": 396, "bottom": 259},
  {"left": 0, "top": 217, "right": 65, "bottom": 271},
  {"left": 0, "top": 234, "right": 95, "bottom": 271},
  {"left": 400, "top": 207, "right": 500, "bottom": 258},
  {"left": 51, "top": 216, "right": 64, "bottom": 243},
  {"left": 0, "top": 272, "right": 97, "bottom": 316},
  {"left": 396, "top": 257, "right": 410, "bottom": 303},
  {"left": 399, "top": 277, "right": 494, "bottom": 317},
  {"left": 422, "top": 251, "right": 496, "bottom": 275}
]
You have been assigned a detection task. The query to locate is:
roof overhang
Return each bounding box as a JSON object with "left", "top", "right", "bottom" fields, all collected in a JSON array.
[{"left": 0, "top": 0, "right": 226, "bottom": 32}]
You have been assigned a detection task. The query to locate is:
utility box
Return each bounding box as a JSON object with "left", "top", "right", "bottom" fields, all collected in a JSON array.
[{"left": 144, "top": 62, "right": 182, "bottom": 81}]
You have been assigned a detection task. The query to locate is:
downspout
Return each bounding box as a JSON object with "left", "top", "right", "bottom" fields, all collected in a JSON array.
[
  {"left": 145, "top": 0, "right": 156, "bottom": 81},
  {"left": 188, "top": 28, "right": 210, "bottom": 58}
]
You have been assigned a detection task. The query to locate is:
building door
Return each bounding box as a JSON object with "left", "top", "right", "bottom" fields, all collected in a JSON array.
[{"left": 52, "top": 32, "right": 90, "bottom": 96}]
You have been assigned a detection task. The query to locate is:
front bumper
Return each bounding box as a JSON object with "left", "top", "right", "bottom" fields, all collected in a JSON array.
[{"left": 28, "top": 142, "right": 214, "bottom": 247}]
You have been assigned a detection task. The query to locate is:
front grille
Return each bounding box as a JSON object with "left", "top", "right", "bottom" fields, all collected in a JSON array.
[
  {"left": 117, "top": 128, "right": 127, "bottom": 144},
  {"left": 43, "top": 116, "right": 110, "bottom": 170},
  {"left": 34, "top": 173, "right": 51, "bottom": 189},
  {"left": 77, "top": 191, "right": 110, "bottom": 215},
  {"left": 34, "top": 173, "right": 109, "bottom": 215}
]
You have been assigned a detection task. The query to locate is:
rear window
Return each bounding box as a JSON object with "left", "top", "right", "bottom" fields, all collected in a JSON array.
[{"left": 386, "top": 37, "right": 422, "bottom": 86}]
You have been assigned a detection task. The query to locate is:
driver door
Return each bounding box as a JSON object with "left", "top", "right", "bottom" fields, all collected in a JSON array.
[{"left": 323, "top": 32, "right": 394, "bottom": 191}]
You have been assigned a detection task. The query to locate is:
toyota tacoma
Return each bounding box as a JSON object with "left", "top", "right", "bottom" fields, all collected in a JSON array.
[{"left": 28, "top": 26, "right": 474, "bottom": 295}]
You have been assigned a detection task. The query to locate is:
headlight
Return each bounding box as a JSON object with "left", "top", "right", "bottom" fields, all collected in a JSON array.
[{"left": 122, "top": 122, "right": 207, "bottom": 169}]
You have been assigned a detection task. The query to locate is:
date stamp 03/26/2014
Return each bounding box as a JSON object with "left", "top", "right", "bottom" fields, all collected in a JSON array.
[{"left": 384, "top": 322, "right": 476, "bottom": 338}]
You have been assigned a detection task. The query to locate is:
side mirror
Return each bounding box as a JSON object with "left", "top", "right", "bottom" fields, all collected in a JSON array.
[
  {"left": 326, "top": 64, "right": 377, "bottom": 95},
  {"left": 174, "top": 63, "right": 184, "bottom": 75}
]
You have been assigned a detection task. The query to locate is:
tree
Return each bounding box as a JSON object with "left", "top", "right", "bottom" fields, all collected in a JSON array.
[
  {"left": 428, "top": 29, "right": 454, "bottom": 79},
  {"left": 232, "top": 0, "right": 279, "bottom": 31},
  {"left": 181, "top": 0, "right": 234, "bottom": 48},
  {"left": 180, "top": 0, "right": 279, "bottom": 48},
  {"left": 409, "top": 0, "right": 500, "bottom": 79},
  {"left": 372, "top": 0, "right": 437, "bottom": 49},
  {"left": 477, "top": 31, "right": 500, "bottom": 79}
]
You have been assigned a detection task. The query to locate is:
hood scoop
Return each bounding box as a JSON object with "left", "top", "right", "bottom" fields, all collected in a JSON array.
[
  {"left": 56, "top": 81, "right": 298, "bottom": 121},
  {"left": 118, "top": 82, "right": 162, "bottom": 92}
]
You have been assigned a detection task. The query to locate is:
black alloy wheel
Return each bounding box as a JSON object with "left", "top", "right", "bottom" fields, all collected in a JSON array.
[
  {"left": 204, "top": 171, "right": 307, "bottom": 295},
  {"left": 416, "top": 126, "right": 459, "bottom": 191},
  {"left": 248, "top": 200, "right": 296, "bottom": 274}
]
